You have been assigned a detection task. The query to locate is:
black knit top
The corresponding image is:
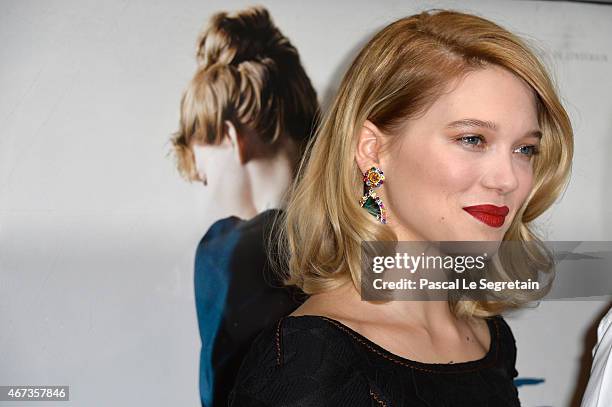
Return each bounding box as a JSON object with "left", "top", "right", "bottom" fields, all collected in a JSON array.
[{"left": 228, "top": 314, "right": 521, "bottom": 406}]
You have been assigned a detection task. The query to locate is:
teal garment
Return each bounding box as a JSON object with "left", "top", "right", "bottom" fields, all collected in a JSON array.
[{"left": 194, "top": 209, "right": 304, "bottom": 407}]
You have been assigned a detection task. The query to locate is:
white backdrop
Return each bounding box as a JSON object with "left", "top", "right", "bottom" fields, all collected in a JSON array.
[{"left": 1, "top": 0, "right": 611, "bottom": 406}]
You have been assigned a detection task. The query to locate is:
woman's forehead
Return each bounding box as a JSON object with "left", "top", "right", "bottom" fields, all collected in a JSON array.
[{"left": 417, "top": 66, "right": 540, "bottom": 132}]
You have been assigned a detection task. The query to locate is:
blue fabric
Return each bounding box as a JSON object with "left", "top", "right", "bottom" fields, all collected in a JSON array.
[
  {"left": 195, "top": 216, "right": 242, "bottom": 407},
  {"left": 193, "top": 209, "right": 304, "bottom": 407}
]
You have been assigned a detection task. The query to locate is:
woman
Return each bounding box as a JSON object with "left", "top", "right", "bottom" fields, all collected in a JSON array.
[
  {"left": 170, "top": 6, "right": 319, "bottom": 407},
  {"left": 228, "top": 8, "right": 573, "bottom": 407}
]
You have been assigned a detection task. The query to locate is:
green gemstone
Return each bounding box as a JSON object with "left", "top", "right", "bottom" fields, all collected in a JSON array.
[{"left": 363, "top": 196, "right": 381, "bottom": 218}]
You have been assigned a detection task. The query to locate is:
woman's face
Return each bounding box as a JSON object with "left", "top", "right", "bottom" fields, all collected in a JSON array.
[{"left": 379, "top": 65, "right": 541, "bottom": 241}]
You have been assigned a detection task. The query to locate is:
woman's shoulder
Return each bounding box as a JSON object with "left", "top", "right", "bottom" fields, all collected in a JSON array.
[
  {"left": 492, "top": 314, "right": 517, "bottom": 348},
  {"left": 194, "top": 208, "right": 284, "bottom": 272},
  {"left": 195, "top": 216, "right": 242, "bottom": 259},
  {"left": 196, "top": 208, "right": 283, "bottom": 250},
  {"left": 235, "top": 314, "right": 365, "bottom": 372},
  {"left": 228, "top": 315, "right": 374, "bottom": 406},
  {"left": 491, "top": 314, "right": 519, "bottom": 379}
]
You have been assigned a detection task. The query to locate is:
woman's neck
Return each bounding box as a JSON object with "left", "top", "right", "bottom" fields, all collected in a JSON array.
[{"left": 244, "top": 140, "right": 297, "bottom": 216}]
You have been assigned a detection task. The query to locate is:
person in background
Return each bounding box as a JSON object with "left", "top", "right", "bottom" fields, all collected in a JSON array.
[
  {"left": 581, "top": 306, "right": 612, "bottom": 407},
  {"left": 170, "top": 6, "right": 319, "bottom": 407}
]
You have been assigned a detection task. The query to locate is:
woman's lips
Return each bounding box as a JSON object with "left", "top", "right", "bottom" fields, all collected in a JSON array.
[{"left": 462, "top": 204, "right": 510, "bottom": 228}]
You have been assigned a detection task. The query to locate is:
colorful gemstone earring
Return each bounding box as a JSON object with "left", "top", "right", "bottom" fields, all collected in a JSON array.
[{"left": 359, "top": 166, "right": 387, "bottom": 224}]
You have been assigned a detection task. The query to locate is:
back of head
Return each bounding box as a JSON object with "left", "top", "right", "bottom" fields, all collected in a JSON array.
[
  {"left": 172, "top": 6, "right": 319, "bottom": 181},
  {"left": 195, "top": 6, "right": 287, "bottom": 67}
]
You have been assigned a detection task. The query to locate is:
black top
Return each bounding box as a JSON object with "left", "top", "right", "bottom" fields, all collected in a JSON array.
[{"left": 228, "top": 314, "right": 521, "bottom": 406}]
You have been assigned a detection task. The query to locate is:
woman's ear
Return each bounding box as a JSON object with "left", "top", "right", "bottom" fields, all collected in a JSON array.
[
  {"left": 355, "top": 120, "right": 384, "bottom": 174},
  {"left": 224, "top": 120, "right": 249, "bottom": 164}
]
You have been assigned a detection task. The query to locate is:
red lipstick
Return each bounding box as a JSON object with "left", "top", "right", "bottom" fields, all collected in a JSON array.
[{"left": 462, "top": 204, "right": 509, "bottom": 228}]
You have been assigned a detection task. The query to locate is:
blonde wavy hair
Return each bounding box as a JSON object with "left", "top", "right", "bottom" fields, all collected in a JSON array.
[{"left": 271, "top": 9, "right": 574, "bottom": 318}]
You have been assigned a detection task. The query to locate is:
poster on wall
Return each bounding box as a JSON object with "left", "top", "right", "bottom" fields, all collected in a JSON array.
[{"left": 1, "top": 1, "right": 611, "bottom": 406}]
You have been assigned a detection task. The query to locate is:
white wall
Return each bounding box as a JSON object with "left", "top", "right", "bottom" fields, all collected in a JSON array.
[{"left": 0, "top": 0, "right": 611, "bottom": 406}]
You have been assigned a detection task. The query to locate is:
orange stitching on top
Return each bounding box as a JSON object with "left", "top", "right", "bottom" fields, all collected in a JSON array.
[
  {"left": 369, "top": 386, "right": 388, "bottom": 406},
  {"left": 275, "top": 318, "right": 284, "bottom": 366},
  {"left": 318, "top": 316, "right": 500, "bottom": 374}
]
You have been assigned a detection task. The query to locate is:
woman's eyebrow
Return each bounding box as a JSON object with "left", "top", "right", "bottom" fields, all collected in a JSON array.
[{"left": 445, "top": 118, "right": 542, "bottom": 139}]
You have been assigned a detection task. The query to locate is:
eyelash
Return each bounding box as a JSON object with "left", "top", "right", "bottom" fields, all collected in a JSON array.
[{"left": 457, "top": 134, "right": 540, "bottom": 158}]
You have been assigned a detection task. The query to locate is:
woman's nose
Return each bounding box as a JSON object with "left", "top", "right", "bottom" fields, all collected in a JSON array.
[{"left": 482, "top": 152, "right": 519, "bottom": 193}]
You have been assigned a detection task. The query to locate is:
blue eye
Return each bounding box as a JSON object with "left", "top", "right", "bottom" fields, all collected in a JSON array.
[
  {"left": 515, "top": 145, "right": 540, "bottom": 157},
  {"left": 457, "top": 135, "right": 541, "bottom": 160},
  {"left": 458, "top": 135, "right": 485, "bottom": 148}
]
